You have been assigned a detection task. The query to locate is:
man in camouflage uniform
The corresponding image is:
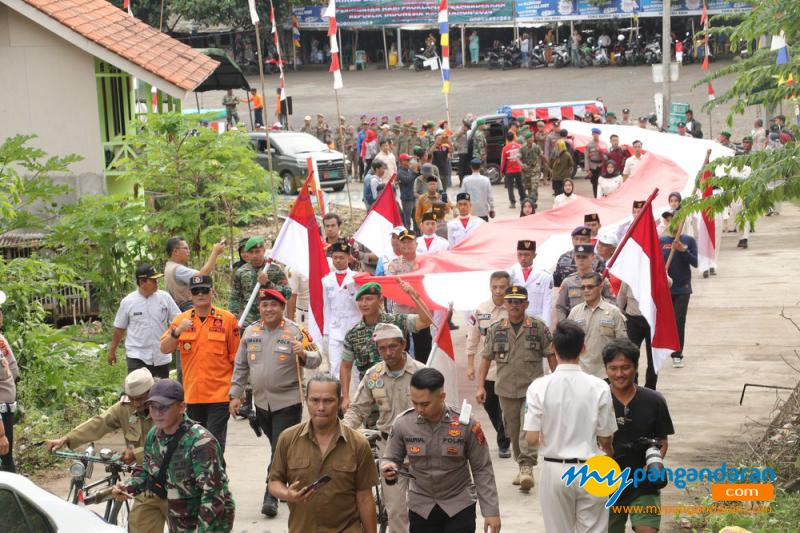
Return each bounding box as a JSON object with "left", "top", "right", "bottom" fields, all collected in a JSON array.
[
  {"left": 519, "top": 132, "right": 543, "bottom": 207},
  {"left": 553, "top": 226, "right": 606, "bottom": 287},
  {"left": 230, "top": 236, "right": 291, "bottom": 327},
  {"left": 114, "top": 379, "right": 234, "bottom": 533},
  {"left": 473, "top": 119, "right": 488, "bottom": 171},
  {"left": 391, "top": 116, "right": 403, "bottom": 156},
  {"left": 314, "top": 113, "right": 330, "bottom": 142},
  {"left": 49, "top": 369, "right": 167, "bottom": 533}
]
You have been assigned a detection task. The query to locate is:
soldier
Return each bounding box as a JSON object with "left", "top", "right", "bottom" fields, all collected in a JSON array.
[
  {"left": 343, "top": 323, "right": 426, "bottom": 532},
  {"left": 321, "top": 241, "right": 362, "bottom": 383},
  {"left": 339, "top": 281, "right": 433, "bottom": 411},
  {"left": 553, "top": 226, "right": 606, "bottom": 287},
  {"left": 382, "top": 368, "right": 501, "bottom": 533},
  {"left": 556, "top": 244, "right": 615, "bottom": 322},
  {"left": 519, "top": 132, "right": 543, "bottom": 207},
  {"left": 113, "top": 379, "right": 235, "bottom": 532},
  {"left": 476, "top": 286, "right": 555, "bottom": 493},
  {"left": 507, "top": 240, "right": 554, "bottom": 328},
  {"left": 314, "top": 113, "right": 330, "bottom": 142},
  {"left": 585, "top": 127, "right": 606, "bottom": 198},
  {"left": 391, "top": 116, "right": 403, "bottom": 156},
  {"left": 447, "top": 192, "right": 485, "bottom": 248},
  {"left": 229, "top": 288, "right": 321, "bottom": 518},
  {"left": 49, "top": 369, "right": 168, "bottom": 533},
  {"left": 472, "top": 119, "right": 488, "bottom": 171},
  {"left": 229, "top": 236, "right": 291, "bottom": 327},
  {"left": 300, "top": 115, "right": 314, "bottom": 135}
]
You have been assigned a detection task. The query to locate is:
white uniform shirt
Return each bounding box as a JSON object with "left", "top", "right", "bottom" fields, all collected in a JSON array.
[
  {"left": 461, "top": 173, "right": 494, "bottom": 217},
  {"left": 523, "top": 364, "right": 618, "bottom": 460},
  {"left": 321, "top": 269, "right": 361, "bottom": 343},
  {"left": 597, "top": 175, "right": 623, "bottom": 197},
  {"left": 622, "top": 154, "right": 644, "bottom": 178},
  {"left": 288, "top": 270, "right": 309, "bottom": 311},
  {"left": 553, "top": 193, "right": 578, "bottom": 209},
  {"left": 113, "top": 289, "right": 180, "bottom": 365},
  {"left": 508, "top": 263, "right": 554, "bottom": 329},
  {"left": 416, "top": 234, "right": 450, "bottom": 255},
  {"left": 447, "top": 216, "right": 484, "bottom": 248}
]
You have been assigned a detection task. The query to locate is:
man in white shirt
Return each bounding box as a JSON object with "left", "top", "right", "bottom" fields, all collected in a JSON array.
[
  {"left": 622, "top": 140, "right": 644, "bottom": 181},
  {"left": 447, "top": 192, "right": 485, "bottom": 248},
  {"left": 461, "top": 159, "right": 495, "bottom": 221},
  {"left": 524, "top": 320, "right": 617, "bottom": 533},
  {"left": 108, "top": 264, "right": 181, "bottom": 378},
  {"left": 373, "top": 138, "right": 398, "bottom": 178},
  {"left": 321, "top": 242, "right": 361, "bottom": 383},
  {"left": 416, "top": 212, "right": 449, "bottom": 255},
  {"left": 508, "top": 240, "right": 554, "bottom": 329}
]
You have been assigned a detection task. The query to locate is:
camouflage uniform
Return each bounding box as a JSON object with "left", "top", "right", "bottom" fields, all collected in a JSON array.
[
  {"left": 519, "top": 141, "right": 542, "bottom": 206},
  {"left": 391, "top": 124, "right": 402, "bottom": 155},
  {"left": 342, "top": 312, "right": 419, "bottom": 376},
  {"left": 314, "top": 122, "right": 330, "bottom": 142},
  {"left": 472, "top": 128, "right": 487, "bottom": 169},
  {"left": 300, "top": 123, "right": 314, "bottom": 135},
  {"left": 126, "top": 416, "right": 235, "bottom": 533},
  {"left": 229, "top": 262, "right": 291, "bottom": 327},
  {"left": 552, "top": 251, "right": 607, "bottom": 287}
]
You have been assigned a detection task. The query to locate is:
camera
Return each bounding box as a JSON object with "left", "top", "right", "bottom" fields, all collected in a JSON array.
[{"left": 639, "top": 437, "right": 667, "bottom": 489}]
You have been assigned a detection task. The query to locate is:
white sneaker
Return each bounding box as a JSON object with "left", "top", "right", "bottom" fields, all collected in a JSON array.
[{"left": 672, "top": 358, "right": 684, "bottom": 368}]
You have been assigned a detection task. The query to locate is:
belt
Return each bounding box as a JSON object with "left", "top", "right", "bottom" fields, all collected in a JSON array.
[
  {"left": 544, "top": 457, "right": 586, "bottom": 464},
  {"left": 0, "top": 402, "right": 18, "bottom": 414}
]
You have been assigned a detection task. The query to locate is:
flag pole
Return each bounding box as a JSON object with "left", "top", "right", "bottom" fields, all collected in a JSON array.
[
  {"left": 254, "top": 21, "right": 280, "bottom": 227},
  {"left": 334, "top": 90, "right": 355, "bottom": 219},
  {"left": 602, "top": 187, "right": 660, "bottom": 278},
  {"left": 665, "top": 148, "right": 712, "bottom": 270}
]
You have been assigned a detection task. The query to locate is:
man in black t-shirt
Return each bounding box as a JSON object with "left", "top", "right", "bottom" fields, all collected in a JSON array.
[{"left": 603, "top": 338, "right": 675, "bottom": 533}]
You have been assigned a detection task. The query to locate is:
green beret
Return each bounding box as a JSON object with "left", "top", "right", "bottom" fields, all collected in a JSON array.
[
  {"left": 244, "top": 236, "right": 265, "bottom": 251},
  {"left": 721, "top": 131, "right": 731, "bottom": 138},
  {"left": 742, "top": 135, "right": 753, "bottom": 141},
  {"left": 355, "top": 282, "right": 382, "bottom": 300},
  {"left": 524, "top": 132, "right": 533, "bottom": 139},
  {"left": 476, "top": 118, "right": 486, "bottom": 126},
  {"left": 515, "top": 116, "right": 526, "bottom": 123},
  {"left": 606, "top": 111, "right": 616, "bottom": 117},
  {"left": 427, "top": 121, "right": 436, "bottom": 127}
]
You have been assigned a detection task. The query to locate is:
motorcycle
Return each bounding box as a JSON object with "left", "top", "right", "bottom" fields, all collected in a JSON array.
[
  {"left": 612, "top": 34, "right": 627, "bottom": 66},
  {"left": 644, "top": 38, "right": 661, "bottom": 64},
  {"left": 529, "top": 41, "right": 547, "bottom": 68},
  {"left": 552, "top": 40, "right": 570, "bottom": 68},
  {"left": 680, "top": 32, "right": 695, "bottom": 64},
  {"left": 413, "top": 48, "right": 438, "bottom": 71},
  {"left": 593, "top": 40, "right": 610, "bottom": 66},
  {"left": 579, "top": 39, "right": 595, "bottom": 68},
  {"left": 486, "top": 47, "right": 503, "bottom": 69},
  {"left": 502, "top": 44, "right": 523, "bottom": 70}
]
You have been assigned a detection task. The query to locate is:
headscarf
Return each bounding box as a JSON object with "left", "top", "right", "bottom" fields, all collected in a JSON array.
[
  {"left": 602, "top": 160, "right": 619, "bottom": 178},
  {"left": 563, "top": 178, "right": 575, "bottom": 197},
  {"left": 519, "top": 198, "right": 536, "bottom": 217}
]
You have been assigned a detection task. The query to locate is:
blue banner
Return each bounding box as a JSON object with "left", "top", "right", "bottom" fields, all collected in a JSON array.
[{"left": 515, "top": 0, "right": 751, "bottom": 21}]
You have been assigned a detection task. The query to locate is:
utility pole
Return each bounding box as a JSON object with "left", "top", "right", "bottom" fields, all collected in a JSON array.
[{"left": 661, "top": 0, "right": 671, "bottom": 129}]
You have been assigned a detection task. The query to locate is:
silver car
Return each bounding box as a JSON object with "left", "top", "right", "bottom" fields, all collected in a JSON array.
[{"left": 249, "top": 132, "right": 350, "bottom": 194}]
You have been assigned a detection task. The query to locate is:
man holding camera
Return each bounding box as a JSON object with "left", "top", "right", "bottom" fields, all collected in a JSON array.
[
  {"left": 229, "top": 288, "right": 321, "bottom": 518},
  {"left": 603, "top": 339, "right": 674, "bottom": 533}
]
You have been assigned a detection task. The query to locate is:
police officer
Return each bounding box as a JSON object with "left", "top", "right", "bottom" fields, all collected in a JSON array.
[
  {"left": 584, "top": 127, "right": 606, "bottom": 198},
  {"left": 476, "top": 286, "right": 555, "bottom": 492},
  {"left": 230, "top": 236, "right": 291, "bottom": 327},
  {"left": 382, "top": 368, "right": 501, "bottom": 533},
  {"left": 472, "top": 119, "right": 488, "bottom": 171},
  {"left": 343, "top": 323, "right": 426, "bottom": 533},
  {"left": 519, "top": 131, "right": 543, "bottom": 207},
  {"left": 49, "top": 369, "right": 167, "bottom": 532},
  {"left": 556, "top": 244, "right": 615, "bottom": 322},
  {"left": 229, "top": 288, "right": 320, "bottom": 517},
  {"left": 114, "top": 379, "right": 235, "bottom": 532},
  {"left": 553, "top": 226, "right": 607, "bottom": 287},
  {"left": 322, "top": 242, "right": 361, "bottom": 382}
]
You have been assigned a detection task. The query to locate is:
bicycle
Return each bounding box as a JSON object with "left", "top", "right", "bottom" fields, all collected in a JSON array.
[
  {"left": 51, "top": 443, "right": 135, "bottom": 527},
  {"left": 359, "top": 429, "right": 389, "bottom": 533}
]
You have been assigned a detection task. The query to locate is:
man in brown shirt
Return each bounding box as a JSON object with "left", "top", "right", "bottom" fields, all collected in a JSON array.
[{"left": 268, "top": 374, "right": 378, "bottom": 532}]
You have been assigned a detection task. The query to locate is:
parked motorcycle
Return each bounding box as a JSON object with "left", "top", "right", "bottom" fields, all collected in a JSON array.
[
  {"left": 552, "top": 40, "right": 570, "bottom": 68},
  {"left": 502, "top": 44, "right": 523, "bottom": 70},
  {"left": 486, "top": 47, "right": 502, "bottom": 69},
  {"left": 644, "top": 38, "right": 662, "bottom": 64},
  {"left": 680, "top": 32, "right": 695, "bottom": 64},
  {"left": 413, "top": 48, "right": 438, "bottom": 71},
  {"left": 612, "top": 35, "right": 627, "bottom": 66},
  {"left": 529, "top": 41, "right": 547, "bottom": 68}
]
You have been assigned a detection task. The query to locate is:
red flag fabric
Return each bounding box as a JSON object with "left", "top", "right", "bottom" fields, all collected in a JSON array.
[
  {"left": 353, "top": 177, "right": 403, "bottom": 259},
  {"left": 428, "top": 313, "right": 458, "bottom": 402},
  {"left": 697, "top": 170, "right": 716, "bottom": 272}
]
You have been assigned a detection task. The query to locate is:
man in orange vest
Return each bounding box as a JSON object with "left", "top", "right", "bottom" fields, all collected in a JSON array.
[{"left": 243, "top": 88, "right": 264, "bottom": 128}]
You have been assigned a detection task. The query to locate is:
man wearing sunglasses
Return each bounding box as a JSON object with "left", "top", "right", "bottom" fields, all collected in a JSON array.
[
  {"left": 556, "top": 243, "right": 614, "bottom": 322},
  {"left": 567, "top": 272, "right": 627, "bottom": 378},
  {"left": 161, "top": 275, "right": 240, "bottom": 451}
]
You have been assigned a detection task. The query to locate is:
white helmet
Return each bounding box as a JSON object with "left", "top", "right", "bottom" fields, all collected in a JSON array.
[{"left": 617, "top": 35, "right": 625, "bottom": 42}]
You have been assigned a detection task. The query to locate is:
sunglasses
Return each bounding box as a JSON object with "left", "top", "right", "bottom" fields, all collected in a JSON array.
[
  {"left": 190, "top": 287, "right": 211, "bottom": 295},
  {"left": 581, "top": 284, "right": 599, "bottom": 291}
]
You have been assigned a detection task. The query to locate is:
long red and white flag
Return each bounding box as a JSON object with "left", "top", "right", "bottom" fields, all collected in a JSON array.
[
  {"left": 269, "top": 184, "right": 330, "bottom": 342},
  {"left": 608, "top": 194, "right": 680, "bottom": 373},
  {"left": 269, "top": 0, "right": 286, "bottom": 103},
  {"left": 696, "top": 169, "right": 716, "bottom": 273},
  {"left": 353, "top": 176, "right": 403, "bottom": 259},
  {"left": 428, "top": 312, "right": 459, "bottom": 403},
  {"left": 323, "top": 0, "right": 343, "bottom": 89}
]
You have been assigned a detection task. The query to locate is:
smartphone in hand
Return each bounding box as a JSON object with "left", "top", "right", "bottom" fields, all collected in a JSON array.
[{"left": 302, "top": 474, "right": 332, "bottom": 494}]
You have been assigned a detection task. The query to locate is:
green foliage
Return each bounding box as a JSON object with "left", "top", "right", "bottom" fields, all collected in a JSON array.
[
  {"left": 0, "top": 256, "right": 83, "bottom": 327},
  {"left": 116, "top": 113, "right": 272, "bottom": 254},
  {"left": 678, "top": 489, "right": 800, "bottom": 532}
]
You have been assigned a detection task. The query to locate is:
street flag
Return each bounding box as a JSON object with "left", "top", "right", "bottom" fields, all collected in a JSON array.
[
  {"left": 771, "top": 31, "right": 790, "bottom": 65},
  {"left": 608, "top": 194, "right": 680, "bottom": 373},
  {"left": 292, "top": 15, "right": 301, "bottom": 47},
  {"left": 323, "top": 0, "right": 343, "bottom": 90},
  {"left": 697, "top": 169, "right": 717, "bottom": 273},
  {"left": 269, "top": 184, "right": 330, "bottom": 342},
  {"left": 438, "top": 0, "right": 450, "bottom": 94},
  {"left": 428, "top": 311, "right": 459, "bottom": 403},
  {"left": 354, "top": 176, "right": 403, "bottom": 259},
  {"left": 707, "top": 81, "right": 715, "bottom": 101},
  {"left": 269, "top": 0, "right": 286, "bottom": 102},
  {"left": 247, "top": 0, "right": 259, "bottom": 25},
  {"left": 700, "top": 0, "right": 710, "bottom": 71}
]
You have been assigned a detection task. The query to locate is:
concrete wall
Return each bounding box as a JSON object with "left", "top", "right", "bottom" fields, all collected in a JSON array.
[{"left": 0, "top": 4, "right": 105, "bottom": 198}]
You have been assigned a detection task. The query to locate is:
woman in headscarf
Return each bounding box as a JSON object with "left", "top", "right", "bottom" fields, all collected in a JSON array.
[
  {"left": 553, "top": 178, "right": 578, "bottom": 208},
  {"left": 597, "top": 160, "right": 623, "bottom": 198},
  {"left": 361, "top": 129, "right": 379, "bottom": 170},
  {"left": 519, "top": 197, "right": 536, "bottom": 217},
  {"left": 549, "top": 139, "right": 574, "bottom": 196}
]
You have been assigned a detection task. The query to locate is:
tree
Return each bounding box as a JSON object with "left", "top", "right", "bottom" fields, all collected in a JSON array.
[{"left": 685, "top": 0, "right": 799, "bottom": 226}]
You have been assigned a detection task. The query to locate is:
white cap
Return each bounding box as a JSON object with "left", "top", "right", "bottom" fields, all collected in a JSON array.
[
  {"left": 373, "top": 322, "right": 404, "bottom": 341},
  {"left": 124, "top": 368, "right": 155, "bottom": 397},
  {"left": 304, "top": 115, "right": 311, "bottom": 121},
  {"left": 598, "top": 232, "right": 619, "bottom": 246}
]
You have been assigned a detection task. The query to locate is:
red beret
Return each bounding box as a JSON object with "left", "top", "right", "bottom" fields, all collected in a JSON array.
[{"left": 259, "top": 288, "right": 286, "bottom": 305}]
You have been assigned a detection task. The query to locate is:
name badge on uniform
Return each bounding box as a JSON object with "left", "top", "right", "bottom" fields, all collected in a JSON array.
[
  {"left": 183, "top": 342, "right": 192, "bottom": 351},
  {"left": 568, "top": 287, "right": 581, "bottom": 299}
]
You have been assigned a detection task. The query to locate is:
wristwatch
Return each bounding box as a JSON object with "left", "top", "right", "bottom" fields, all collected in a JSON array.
[{"left": 170, "top": 329, "right": 180, "bottom": 339}]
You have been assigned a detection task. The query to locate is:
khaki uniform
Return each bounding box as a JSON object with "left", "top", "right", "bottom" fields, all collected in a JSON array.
[
  {"left": 343, "top": 356, "right": 426, "bottom": 533},
  {"left": 481, "top": 317, "right": 553, "bottom": 467},
  {"left": 66, "top": 399, "right": 167, "bottom": 533},
  {"left": 382, "top": 405, "right": 500, "bottom": 521},
  {"left": 567, "top": 300, "right": 627, "bottom": 378},
  {"left": 555, "top": 272, "right": 615, "bottom": 322}
]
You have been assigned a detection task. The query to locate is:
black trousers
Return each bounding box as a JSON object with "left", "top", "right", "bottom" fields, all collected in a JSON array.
[
  {"left": 412, "top": 327, "right": 433, "bottom": 365},
  {"left": 589, "top": 167, "right": 601, "bottom": 198},
  {"left": 126, "top": 357, "right": 170, "bottom": 379},
  {"left": 256, "top": 403, "right": 303, "bottom": 477},
  {"left": 1, "top": 410, "right": 14, "bottom": 473},
  {"left": 410, "top": 503, "right": 476, "bottom": 533},
  {"left": 187, "top": 403, "right": 230, "bottom": 452},
  {"left": 253, "top": 108, "right": 264, "bottom": 127},
  {"left": 457, "top": 153, "right": 470, "bottom": 185},
  {"left": 671, "top": 293, "right": 691, "bottom": 359},
  {"left": 625, "top": 314, "right": 657, "bottom": 390},
  {"left": 504, "top": 172, "right": 525, "bottom": 205},
  {"left": 484, "top": 380, "right": 510, "bottom": 449}
]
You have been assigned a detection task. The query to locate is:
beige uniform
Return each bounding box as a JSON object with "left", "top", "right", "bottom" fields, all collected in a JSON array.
[
  {"left": 555, "top": 272, "right": 615, "bottom": 322},
  {"left": 465, "top": 301, "right": 507, "bottom": 382},
  {"left": 343, "top": 356, "right": 426, "bottom": 533},
  {"left": 382, "top": 405, "right": 500, "bottom": 521},
  {"left": 65, "top": 399, "right": 167, "bottom": 533},
  {"left": 481, "top": 317, "right": 553, "bottom": 467},
  {"left": 567, "top": 300, "right": 627, "bottom": 378}
]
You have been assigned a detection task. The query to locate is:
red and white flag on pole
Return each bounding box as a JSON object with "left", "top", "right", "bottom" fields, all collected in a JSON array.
[
  {"left": 269, "top": 185, "right": 330, "bottom": 342},
  {"left": 323, "top": 0, "right": 343, "bottom": 89},
  {"left": 269, "top": 0, "right": 287, "bottom": 102},
  {"left": 608, "top": 192, "right": 680, "bottom": 373},
  {"left": 707, "top": 81, "right": 716, "bottom": 101},
  {"left": 353, "top": 177, "right": 403, "bottom": 259},
  {"left": 247, "top": 0, "right": 259, "bottom": 24},
  {"left": 428, "top": 312, "right": 459, "bottom": 403},
  {"left": 696, "top": 170, "right": 717, "bottom": 273}
]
